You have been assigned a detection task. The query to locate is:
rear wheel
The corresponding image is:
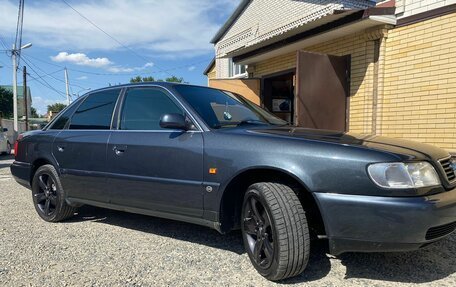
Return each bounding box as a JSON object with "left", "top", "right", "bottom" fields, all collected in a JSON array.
[
  {"left": 32, "top": 164, "right": 76, "bottom": 222},
  {"left": 241, "top": 182, "right": 310, "bottom": 281}
]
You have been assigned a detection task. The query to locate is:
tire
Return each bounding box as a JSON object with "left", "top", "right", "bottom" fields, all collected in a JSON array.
[
  {"left": 241, "top": 182, "right": 310, "bottom": 281},
  {"left": 31, "top": 164, "right": 76, "bottom": 222}
]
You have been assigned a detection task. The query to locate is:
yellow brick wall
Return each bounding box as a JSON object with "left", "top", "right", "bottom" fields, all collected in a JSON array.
[
  {"left": 253, "top": 31, "right": 378, "bottom": 134},
  {"left": 383, "top": 13, "right": 456, "bottom": 152},
  {"left": 206, "top": 65, "right": 216, "bottom": 85},
  {"left": 210, "top": 13, "right": 456, "bottom": 152}
]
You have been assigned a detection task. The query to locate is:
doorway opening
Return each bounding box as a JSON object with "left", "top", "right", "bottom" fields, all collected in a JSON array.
[{"left": 262, "top": 72, "right": 295, "bottom": 124}]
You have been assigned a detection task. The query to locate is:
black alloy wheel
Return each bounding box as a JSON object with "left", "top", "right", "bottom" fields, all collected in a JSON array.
[
  {"left": 243, "top": 195, "right": 275, "bottom": 269},
  {"left": 241, "top": 182, "right": 310, "bottom": 281},
  {"left": 34, "top": 173, "right": 58, "bottom": 216},
  {"left": 32, "top": 164, "right": 76, "bottom": 222}
]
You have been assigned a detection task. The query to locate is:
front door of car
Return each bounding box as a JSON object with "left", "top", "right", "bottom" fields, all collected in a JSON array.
[
  {"left": 106, "top": 87, "right": 204, "bottom": 217},
  {"left": 52, "top": 89, "right": 121, "bottom": 203}
]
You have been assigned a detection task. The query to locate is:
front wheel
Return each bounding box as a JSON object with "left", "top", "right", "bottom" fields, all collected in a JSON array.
[
  {"left": 241, "top": 182, "right": 310, "bottom": 281},
  {"left": 32, "top": 164, "right": 76, "bottom": 222}
]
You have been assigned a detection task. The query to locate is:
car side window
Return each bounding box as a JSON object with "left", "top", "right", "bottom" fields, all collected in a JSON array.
[
  {"left": 120, "top": 88, "right": 183, "bottom": 130},
  {"left": 69, "top": 89, "right": 120, "bottom": 130},
  {"left": 48, "top": 98, "right": 83, "bottom": 130}
]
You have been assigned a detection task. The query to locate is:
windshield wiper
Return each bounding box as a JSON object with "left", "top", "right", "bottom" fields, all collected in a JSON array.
[{"left": 236, "top": 119, "right": 268, "bottom": 126}]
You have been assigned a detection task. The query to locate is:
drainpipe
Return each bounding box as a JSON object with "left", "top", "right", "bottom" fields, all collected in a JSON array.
[{"left": 372, "top": 39, "right": 380, "bottom": 135}]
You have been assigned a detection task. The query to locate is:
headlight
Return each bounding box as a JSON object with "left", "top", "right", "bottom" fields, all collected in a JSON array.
[{"left": 368, "top": 162, "right": 440, "bottom": 189}]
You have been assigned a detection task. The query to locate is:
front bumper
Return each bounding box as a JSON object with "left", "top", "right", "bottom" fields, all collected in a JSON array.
[
  {"left": 314, "top": 188, "right": 456, "bottom": 255},
  {"left": 10, "top": 161, "right": 32, "bottom": 189}
]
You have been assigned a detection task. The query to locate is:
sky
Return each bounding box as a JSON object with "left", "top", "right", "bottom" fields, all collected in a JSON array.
[{"left": 0, "top": 0, "right": 240, "bottom": 115}]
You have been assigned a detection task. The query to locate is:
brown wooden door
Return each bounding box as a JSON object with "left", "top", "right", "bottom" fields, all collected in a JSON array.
[
  {"left": 208, "top": 78, "right": 261, "bottom": 105},
  {"left": 296, "top": 51, "right": 350, "bottom": 131}
]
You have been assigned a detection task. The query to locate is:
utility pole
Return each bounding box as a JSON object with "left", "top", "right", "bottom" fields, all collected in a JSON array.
[
  {"left": 23, "top": 65, "right": 28, "bottom": 131},
  {"left": 12, "top": 44, "right": 18, "bottom": 137},
  {"left": 64, "top": 67, "right": 70, "bottom": 105}
]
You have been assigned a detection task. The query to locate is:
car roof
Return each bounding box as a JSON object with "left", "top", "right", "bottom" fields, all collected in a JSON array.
[{"left": 85, "top": 82, "right": 214, "bottom": 96}]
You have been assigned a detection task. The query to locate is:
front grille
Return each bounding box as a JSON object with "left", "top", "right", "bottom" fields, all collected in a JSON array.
[
  {"left": 439, "top": 157, "right": 456, "bottom": 183},
  {"left": 425, "top": 222, "right": 456, "bottom": 240}
]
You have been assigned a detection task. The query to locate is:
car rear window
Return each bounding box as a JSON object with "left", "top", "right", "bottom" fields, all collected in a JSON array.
[
  {"left": 69, "top": 89, "right": 120, "bottom": 130},
  {"left": 48, "top": 98, "right": 83, "bottom": 130}
]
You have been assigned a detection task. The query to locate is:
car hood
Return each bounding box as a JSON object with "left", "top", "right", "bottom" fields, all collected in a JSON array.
[{"left": 245, "top": 126, "right": 450, "bottom": 161}]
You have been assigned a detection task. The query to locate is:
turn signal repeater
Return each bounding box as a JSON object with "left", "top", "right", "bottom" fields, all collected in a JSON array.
[{"left": 209, "top": 168, "right": 217, "bottom": 174}]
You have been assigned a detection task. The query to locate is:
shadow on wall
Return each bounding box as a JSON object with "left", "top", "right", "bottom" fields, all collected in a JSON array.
[{"left": 70, "top": 205, "right": 455, "bottom": 284}]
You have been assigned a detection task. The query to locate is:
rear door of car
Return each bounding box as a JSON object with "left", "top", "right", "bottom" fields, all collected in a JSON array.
[
  {"left": 105, "top": 86, "right": 204, "bottom": 217},
  {"left": 52, "top": 88, "right": 121, "bottom": 203}
]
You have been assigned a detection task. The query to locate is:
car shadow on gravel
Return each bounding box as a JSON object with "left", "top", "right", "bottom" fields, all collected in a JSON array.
[
  {"left": 69, "top": 205, "right": 246, "bottom": 254},
  {"left": 69, "top": 205, "right": 333, "bottom": 283},
  {"left": 67, "top": 205, "right": 455, "bottom": 284},
  {"left": 338, "top": 234, "right": 456, "bottom": 283}
]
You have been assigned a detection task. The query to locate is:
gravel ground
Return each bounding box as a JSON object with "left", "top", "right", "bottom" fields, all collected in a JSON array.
[{"left": 1, "top": 155, "right": 455, "bottom": 286}]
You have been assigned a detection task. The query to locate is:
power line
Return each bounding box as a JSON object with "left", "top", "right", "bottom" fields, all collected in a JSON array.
[
  {"left": 21, "top": 55, "right": 89, "bottom": 90},
  {"left": 20, "top": 56, "right": 67, "bottom": 98},
  {"left": 27, "top": 73, "right": 67, "bottom": 98},
  {"left": 0, "top": 35, "right": 8, "bottom": 50},
  {"left": 18, "top": 68, "right": 64, "bottom": 85},
  {"left": 27, "top": 72, "right": 67, "bottom": 98},
  {"left": 60, "top": 0, "right": 174, "bottom": 77}
]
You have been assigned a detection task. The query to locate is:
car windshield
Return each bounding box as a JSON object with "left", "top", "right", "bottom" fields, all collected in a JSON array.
[{"left": 174, "top": 85, "right": 287, "bottom": 129}]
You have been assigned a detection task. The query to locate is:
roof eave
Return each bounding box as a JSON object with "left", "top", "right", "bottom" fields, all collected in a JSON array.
[
  {"left": 229, "top": 7, "right": 396, "bottom": 64},
  {"left": 210, "top": 0, "right": 251, "bottom": 44},
  {"left": 203, "top": 57, "right": 216, "bottom": 75}
]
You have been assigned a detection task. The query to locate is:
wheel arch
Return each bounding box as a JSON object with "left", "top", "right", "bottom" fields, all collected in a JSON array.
[
  {"left": 218, "top": 166, "right": 326, "bottom": 236},
  {"left": 29, "top": 157, "right": 59, "bottom": 186}
]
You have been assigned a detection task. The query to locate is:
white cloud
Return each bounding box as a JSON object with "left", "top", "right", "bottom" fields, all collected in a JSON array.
[
  {"left": 76, "top": 76, "right": 88, "bottom": 80},
  {"left": 51, "top": 52, "right": 112, "bottom": 68},
  {"left": 188, "top": 66, "right": 196, "bottom": 71},
  {"left": 0, "top": 0, "right": 240, "bottom": 57},
  {"left": 51, "top": 52, "right": 154, "bottom": 73},
  {"left": 107, "top": 62, "right": 154, "bottom": 73}
]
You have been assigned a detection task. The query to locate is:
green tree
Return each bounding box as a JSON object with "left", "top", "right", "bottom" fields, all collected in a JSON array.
[
  {"left": 165, "top": 76, "right": 184, "bottom": 83},
  {"left": 142, "top": 76, "right": 155, "bottom": 82},
  {"left": 129, "top": 75, "right": 185, "bottom": 83},
  {"left": 0, "top": 87, "right": 13, "bottom": 119},
  {"left": 47, "top": 103, "right": 67, "bottom": 113},
  {"left": 30, "top": 107, "right": 39, "bottom": 118},
  {"left": 130, "top": 76, "right": 155, "bottom": 83},
  {"left": 130, "top": 76, "right": 143, "bottom": 83}
]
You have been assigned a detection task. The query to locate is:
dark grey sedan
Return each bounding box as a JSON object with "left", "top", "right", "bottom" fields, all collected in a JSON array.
[{"left": 11, "top": 83, "right": 456, "bottom": 281}]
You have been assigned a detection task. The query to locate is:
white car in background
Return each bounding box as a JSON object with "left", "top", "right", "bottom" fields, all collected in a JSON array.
[{"left": 0, "top": 127, "right": 12, "bottom": 155}]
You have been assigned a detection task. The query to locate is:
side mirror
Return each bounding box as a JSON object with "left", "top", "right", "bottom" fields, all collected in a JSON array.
[
  {"left": 2, "top": 128, "right": 7, "bottom": 132},
  {"left": 159, "top": 113, "right": 189, "bottom": 130}
]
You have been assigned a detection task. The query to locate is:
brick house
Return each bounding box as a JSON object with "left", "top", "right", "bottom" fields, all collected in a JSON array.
[{"left": 204, "top": 0, "right": 456, "bottom": 152}]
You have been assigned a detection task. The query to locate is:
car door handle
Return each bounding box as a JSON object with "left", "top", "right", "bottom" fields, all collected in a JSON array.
[
  {"left": 113, "top": 145, "right": 126, "bottom": 156},
  {"left": 57, "top": 146, "right": 65, "bottom": 152}
]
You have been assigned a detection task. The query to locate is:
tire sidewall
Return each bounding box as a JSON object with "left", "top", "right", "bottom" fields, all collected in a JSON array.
[
  {"left": 241, "top": 187, "right": 281, "bottom": 278},
  {"left": 32, "top": 165, "right": 66, "bottom": 222}
]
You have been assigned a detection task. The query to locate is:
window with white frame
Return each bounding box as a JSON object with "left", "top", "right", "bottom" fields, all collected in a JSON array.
[{"left": 228, "top": 58, "right": 247, "bottom": 77}]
